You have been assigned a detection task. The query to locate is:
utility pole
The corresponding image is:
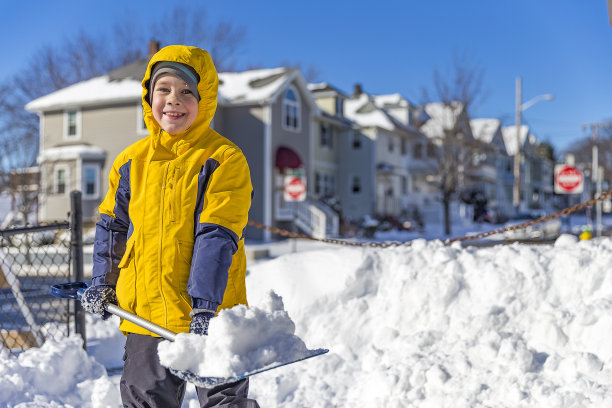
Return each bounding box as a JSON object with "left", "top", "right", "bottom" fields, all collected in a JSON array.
[
  {"left": 583, "top": 122, "right": 611, "bottom": 237},
  {"left": 513, "top": 78, "right": 522, "bottom": 214}
]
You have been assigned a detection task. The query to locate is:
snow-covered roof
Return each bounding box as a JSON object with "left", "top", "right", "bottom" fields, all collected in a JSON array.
[
  {"left": 38, "top": 144, "right": 106, "bottom": 163},
  {"left": 419, "top": 102, "right": 465, "bottom": 139},
  {"left": 218, "top": 67, "right": 299, "bottom": 105},
  {"left": 372, "top": 93, "right": 412, "bottom": 109},
  {"left": 344, "top": 93, "right": 398, "bottom": 132},
  {"left": 26, "top": 65, "right": 314, "bottom": 112},
  {"left": 501, "top": 125, "right": 530, "bottom": 156},
  {"left": 470, "top": 118, "right": 501, "bottom": 144},
  {"left": 26, "top": 75, "right": 142, "bottom": 112},
  {"left": 307, "top": 82, "right": 348, "bottom": 98}
]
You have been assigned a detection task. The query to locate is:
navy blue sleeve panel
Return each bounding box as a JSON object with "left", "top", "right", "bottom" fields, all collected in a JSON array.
[
  {"left": 187, "top": 223, "right": 239, "bottom": 310},
  {"left": 92, "top": 160, "right": 132, "bottom": 287}
]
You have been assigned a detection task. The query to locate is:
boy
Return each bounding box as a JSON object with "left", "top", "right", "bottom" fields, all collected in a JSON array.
[{"left": 81, "top": 45, "right": 259, "bottom": 408}]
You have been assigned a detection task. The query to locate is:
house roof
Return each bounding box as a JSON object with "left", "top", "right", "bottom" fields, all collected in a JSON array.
[
  {"left": 307, "top": 82, "right": 349, "bottom": 98},
  {"left": 25, "top": 75, "right": 142, "bottom": 111},
  {"left": 26, "top": 65, "right": 316, "bottom": 112},
  {"left": 470, "top": 118, "right": 501, "bottom": 144},
  {"left": 501, "top": 125, "right": 530, "bottom": 156},
  {"left": 419, "top": 102, "right": 466, "bottom": 139},
  {"left": 344, "top": 93, "right": 398, "bottom": 132}
]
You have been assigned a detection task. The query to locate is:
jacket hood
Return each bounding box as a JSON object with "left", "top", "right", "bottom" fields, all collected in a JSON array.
[{"left": 141, "top": 45, "right": 219, "bottom": 151}]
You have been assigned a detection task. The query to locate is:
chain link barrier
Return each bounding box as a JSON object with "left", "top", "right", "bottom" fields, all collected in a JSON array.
[
  {"left": 247, "top": 190, "right": 612, "bottom": 247},
  {"left": 0, "top": 223, "right": 72, "bottom": 355}
]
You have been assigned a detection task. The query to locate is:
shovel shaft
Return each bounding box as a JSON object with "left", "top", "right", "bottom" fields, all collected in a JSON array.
[{"left": 106, "top": 304, "right": 177, "bottom": 342}]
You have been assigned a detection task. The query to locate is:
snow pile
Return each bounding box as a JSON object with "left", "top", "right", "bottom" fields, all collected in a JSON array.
[
  {"left": 246, "top": 236, "right": 612, "bottom": 407},
  {"left": 158, "top": 291, "right": 319, "bottom": 378},
  {"left": 0, "top": 336, "right": 120, "bottom": 407},
  {"left": 3, "top": 234, "right": 612, "bottom": 407}
]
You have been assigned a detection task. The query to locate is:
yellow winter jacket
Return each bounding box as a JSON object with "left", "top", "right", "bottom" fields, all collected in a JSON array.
[{"left": 92, "top": 45, "right": 252, "bottom": 335}]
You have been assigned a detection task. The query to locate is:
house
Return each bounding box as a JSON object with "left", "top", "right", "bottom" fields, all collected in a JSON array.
[
  {"left": 308, "top": 82, "right": 374, "bottom": 222},
  {"left": 419, "top": 101, "right": 475, "bottom": 221},
  {"left": 371, "top": 93, "right": 438, "bottom": 222},
  {"left": 470, "top": 118, "right": 514, "bottom": 219},
  {"left": 26, "top": 50, "right": 340, "bottom": 240},
  {"left": 343, "top": 87, "right": 408, "bottom": 219}
]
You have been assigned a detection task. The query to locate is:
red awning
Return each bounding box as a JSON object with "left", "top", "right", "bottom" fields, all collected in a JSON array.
[{"left": 275, "top": 146, "right": 303, "bottom": 169}]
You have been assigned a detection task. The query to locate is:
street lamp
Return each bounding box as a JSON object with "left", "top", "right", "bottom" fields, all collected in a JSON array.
[{"left": 512, "top": 77, "right": 554, "bottom": 214}]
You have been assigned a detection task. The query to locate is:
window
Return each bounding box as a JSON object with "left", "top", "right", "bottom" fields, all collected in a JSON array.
[
  {"left": 82, "top": 164, "right": 100, "bottom": 199},
  {"left": 352, "top": 132, "right": 362, "bottom": 149},
  {"left": 351, "top": 176, "right": 361, "bottom": 194},
  {"left": 414, "top": 143, "right": 423, "bottom": 159},
  {"left": 64, "top": 110, "right": 81, "bottom": 140},
  {"left": 282, "top": 86, "right": 301, "bottom": 131},
  {"left": 137, "top": 104, "right": 148, "bottom": 135},
  {"left": 320, "top": 123, "right": 333, "bottom": 148},
  {"left": 426, "top": 142, "right": 436, "bottom": 158},
  {"left": 388, "top": 136, "right": 394, "bottom": 153},
  {"left": 54, "top": 166, "right": 69, "bottom": 195},
  {"left": 315, "top": 172, "right": 322, "bottom": 196},
  {"left": 336, "top": 98, "right": 344, "bottom": 117}
]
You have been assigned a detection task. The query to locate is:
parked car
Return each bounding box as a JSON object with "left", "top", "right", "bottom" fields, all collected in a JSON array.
[{"left": 503, "top": 212, "right": 562, "bottom": 240}]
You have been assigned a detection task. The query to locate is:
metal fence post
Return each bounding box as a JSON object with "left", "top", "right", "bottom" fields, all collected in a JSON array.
[{"left": 70, "top": 190, "right": 86, "bottom": 349}]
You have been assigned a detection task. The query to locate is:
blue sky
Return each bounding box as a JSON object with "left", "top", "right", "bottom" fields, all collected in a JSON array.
[{"left": 3, "top": 0, "right": 611, "bottom": 154}]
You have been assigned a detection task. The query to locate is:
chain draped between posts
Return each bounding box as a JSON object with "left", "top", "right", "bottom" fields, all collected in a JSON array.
[{"left": 247, "top": 190, "right": 612, "bottom": 248}]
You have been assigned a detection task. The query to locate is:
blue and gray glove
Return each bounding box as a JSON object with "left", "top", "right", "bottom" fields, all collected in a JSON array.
[
  {"left": 189, "top": 309, "right": 215, "bottom": 335},
  {"left": 80, "top": 285, "right": 117, "bottom": 320}
]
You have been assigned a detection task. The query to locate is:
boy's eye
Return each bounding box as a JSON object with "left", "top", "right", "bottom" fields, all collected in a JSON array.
[
  {"left": 156, "top": 87, "right": 170, "bottom": 93},
  {"left": 182, "top": 89, "right": 192, "bottom": 94}
]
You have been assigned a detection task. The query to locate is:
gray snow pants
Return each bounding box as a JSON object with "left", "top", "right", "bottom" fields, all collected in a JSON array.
[{"left": 120, "top": 333, "right": 260, "bottom": 408}]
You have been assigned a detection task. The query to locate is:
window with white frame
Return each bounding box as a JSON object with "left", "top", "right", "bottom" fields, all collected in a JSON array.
[
  {"left": 320, "top": 123, "right": 333, "bottom": 148},
  {"left": 64, "top": 110, "right": 81, "bottom": 140},
  {"left": 137, "top": 104, "right": 148, "bottom": 135},
  {"left": 54, "top": 165, "right": 69, "bottom": 195},
  {"left": 82, "top": 164, "right": 100, "bottom": 199},
  {"left": 282, "top": 86, "right": 301, "bottom": 131}
]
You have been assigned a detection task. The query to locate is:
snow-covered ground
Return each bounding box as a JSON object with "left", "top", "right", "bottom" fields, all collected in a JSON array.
[{"left": 2, "top": 216, "right": 612, "bottom": 407}]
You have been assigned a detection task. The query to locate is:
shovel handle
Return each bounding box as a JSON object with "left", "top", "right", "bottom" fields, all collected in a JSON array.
[
  {"left": 51, "top": 281, "right": 178, "bottom": 342},
  {"left": 105, "top": 304, "right": 177, "bottom": 342}
]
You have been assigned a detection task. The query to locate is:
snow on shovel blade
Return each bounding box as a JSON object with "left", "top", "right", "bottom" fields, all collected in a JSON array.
[{"left": 51, "top": 282, "right": 329, "bottom": 387}]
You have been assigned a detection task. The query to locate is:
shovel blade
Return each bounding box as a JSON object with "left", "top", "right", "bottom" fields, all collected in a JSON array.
[{"left": 168, "top": 348, "right": 329, "bottom": 388}]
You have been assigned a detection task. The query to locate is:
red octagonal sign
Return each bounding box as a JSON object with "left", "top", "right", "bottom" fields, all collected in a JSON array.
[
  {"left": 284, "top": 176, "right": 306, "bottom": 201},
  {"left": 554, "top": 165, "right": 584, "bottom": 194}
]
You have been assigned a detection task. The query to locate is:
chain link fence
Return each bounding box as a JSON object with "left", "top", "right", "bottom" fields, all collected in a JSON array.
[{"left": 0, "top": 222, "right": 73, "bottom": 355}]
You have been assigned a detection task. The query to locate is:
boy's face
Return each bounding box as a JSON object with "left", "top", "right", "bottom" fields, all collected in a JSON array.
[{"left": 151, "top": 73, "right": 199, "bottom": 135}]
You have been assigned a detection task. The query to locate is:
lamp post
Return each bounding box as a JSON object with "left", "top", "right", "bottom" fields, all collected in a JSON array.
[{"left": 512, "top": 77, "right": 554, "bottom": 214}]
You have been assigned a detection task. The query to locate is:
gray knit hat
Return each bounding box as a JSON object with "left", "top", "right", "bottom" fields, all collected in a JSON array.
[{"left": 149, "top": 61, "right": 200, "bottom": 102}]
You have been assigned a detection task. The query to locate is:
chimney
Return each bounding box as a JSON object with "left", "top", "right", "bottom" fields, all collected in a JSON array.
[
  {"left": 353, "top": 83, "right": 363, "bottom": 97},
  {"left": 148, "top": 40, "right": 160, "bottom": 57}
]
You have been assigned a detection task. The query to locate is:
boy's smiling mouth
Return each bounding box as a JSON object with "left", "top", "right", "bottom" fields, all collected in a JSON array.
[{"left": 164, "top": 112, "right": 185, "bottom": 118}]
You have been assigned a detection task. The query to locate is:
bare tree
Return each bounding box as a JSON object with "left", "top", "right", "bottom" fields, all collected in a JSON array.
[
  {"left": 0, "top": 4, "right": 246, "bottom": 225},
  {"left": 420, "top": 52, "right": 487, "bottom": 235}
]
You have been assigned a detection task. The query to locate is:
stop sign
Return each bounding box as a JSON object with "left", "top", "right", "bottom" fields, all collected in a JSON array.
[
  {"left": 554, "top": 165, "right": 584, "bottom": 194},
  {"left": 284, "top": 175, "right": 306, "bottom": 201}
]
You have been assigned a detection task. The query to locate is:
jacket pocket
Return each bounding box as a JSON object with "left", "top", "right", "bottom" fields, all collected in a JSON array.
[{"left": 118, "top": 238, "right": 135, "bottom": 269}]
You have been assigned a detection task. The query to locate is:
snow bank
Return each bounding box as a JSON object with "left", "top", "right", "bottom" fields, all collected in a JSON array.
[
  {"left": 4, "top": 235, "right": 612, "bottom": 407},
  {"left": 246, "top": 236, "right": 612, "bottom": 407},
  {"left": 0, "top": 336, "right": 120, "bottom": 407},
  {"left": 158, "top": 291, "right": 319, "bottom": 378}
]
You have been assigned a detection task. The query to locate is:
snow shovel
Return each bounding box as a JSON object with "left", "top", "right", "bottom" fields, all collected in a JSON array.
[{"left": 51, "top": 282, "right": 328, "bottom": 387}]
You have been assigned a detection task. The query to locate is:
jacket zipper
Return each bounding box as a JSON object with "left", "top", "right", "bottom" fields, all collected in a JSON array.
[{"left": 159, "top": 160, "right": 170, "bottom": 327}]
